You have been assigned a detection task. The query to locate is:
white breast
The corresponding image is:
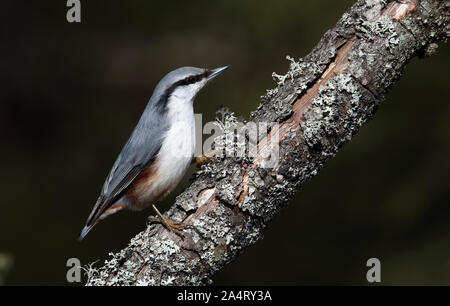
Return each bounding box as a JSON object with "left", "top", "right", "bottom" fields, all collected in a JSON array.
[
  {"left": 121, "top": 86, "right": 197, "bottom": 210},
  {"left": 155, "top": 92, "right": 196, "bottom": 190}
]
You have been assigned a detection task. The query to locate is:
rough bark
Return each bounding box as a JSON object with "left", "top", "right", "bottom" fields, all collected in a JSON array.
[{"left": 86, "top": 0, "right": 450, "bottom": 286}]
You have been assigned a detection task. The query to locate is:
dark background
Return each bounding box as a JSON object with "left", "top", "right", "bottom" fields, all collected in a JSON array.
[{"left": 1, "top": 0, "right": 449, "bottom": 285}]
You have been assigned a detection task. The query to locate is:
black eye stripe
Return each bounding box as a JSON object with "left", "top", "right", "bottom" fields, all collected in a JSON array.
[
  {"left": 183, "top": 70, "right": 213, "bottom": 85},
  {"left": 156, "top": 70, "right": 212, "bottom": 109},
  {"left": 183, "top": 72, "right": 207, "bottom": 85}
]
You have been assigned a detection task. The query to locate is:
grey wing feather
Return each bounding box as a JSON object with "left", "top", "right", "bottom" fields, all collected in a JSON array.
[{"left": 85, "top": 109, "right": 169, "bottom": 226}]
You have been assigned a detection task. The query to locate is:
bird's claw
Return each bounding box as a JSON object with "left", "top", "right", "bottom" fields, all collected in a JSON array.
[
  {"left": 193, "top": 150, "right": 218, "bottom": 167},
  {"left": 148, "top": 205, "right": 186, "bottom": 238}
]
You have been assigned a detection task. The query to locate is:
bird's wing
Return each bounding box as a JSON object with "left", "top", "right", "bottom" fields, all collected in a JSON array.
[{"left": 84, "top": 114, "right": 169, "bottom": 227}]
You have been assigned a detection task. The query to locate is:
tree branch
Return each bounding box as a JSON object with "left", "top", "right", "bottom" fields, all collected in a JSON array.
[{"left": 86, "top": 0, "right": 450, "bottom": 286}]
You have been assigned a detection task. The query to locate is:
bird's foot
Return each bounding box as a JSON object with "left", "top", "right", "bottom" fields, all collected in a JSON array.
[
  {"left": 148, "top": 205, "right": 185, "bottom": 237},
  {"left": 148, "top": 215, "right": 185, "bottom": 232},
  {"left": 193, "top": 150, "right": 217, "bottom": 167}
]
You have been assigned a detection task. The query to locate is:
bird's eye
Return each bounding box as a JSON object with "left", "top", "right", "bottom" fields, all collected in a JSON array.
[{"left": 187, "top": 76, "right": 196, "bottom": 83}]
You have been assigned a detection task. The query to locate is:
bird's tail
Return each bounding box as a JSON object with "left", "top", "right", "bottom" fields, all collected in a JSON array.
[
  {"left": 77, "top": 196, "right": 104, "bottom": 241},
  {"left": 77, "top": 202, "right": 126, "bottom": 241},
  {"left": 77, "top": 222, "right": 96, "bottom": 241}
]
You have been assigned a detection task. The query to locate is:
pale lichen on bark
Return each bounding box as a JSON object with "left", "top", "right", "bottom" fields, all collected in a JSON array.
[{"left": 86, "top": 0, "right": 449, "bottom": 286}]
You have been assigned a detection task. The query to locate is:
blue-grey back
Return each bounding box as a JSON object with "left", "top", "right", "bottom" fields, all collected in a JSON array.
[{"left": 99, "top": 89, "right": 170, "bottom": 202}]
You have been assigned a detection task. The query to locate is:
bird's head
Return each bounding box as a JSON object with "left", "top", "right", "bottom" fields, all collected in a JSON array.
[{"left": 151, "top": 66, "right": 229, "bottom": 108}]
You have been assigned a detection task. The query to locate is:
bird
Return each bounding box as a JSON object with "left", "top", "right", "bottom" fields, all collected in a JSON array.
[{"left": 78, "top": 65, "right": 229, "bottom": 241}]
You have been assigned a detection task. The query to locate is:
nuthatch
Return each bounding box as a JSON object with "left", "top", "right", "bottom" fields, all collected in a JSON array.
[{"left": 79, "top": 66, "right": 229, "bottom": 240}]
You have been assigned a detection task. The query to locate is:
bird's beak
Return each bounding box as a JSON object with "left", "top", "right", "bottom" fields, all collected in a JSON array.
[{"left": 207, "top": 65, "right": 230, "bottom": 80}]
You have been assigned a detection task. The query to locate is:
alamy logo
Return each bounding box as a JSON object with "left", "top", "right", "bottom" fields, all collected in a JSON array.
[
  {"left": 66, "top": 258, "right": 81, "bottom": 282},
  {"left": 366, "top": 258, "right": 381, "bottom": 283},
  {"left": 66, "top": 0, "right": 81, "bottom": 23},
  {"left": 195, "top": 109, "right": 280, "bottom": 169}
]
